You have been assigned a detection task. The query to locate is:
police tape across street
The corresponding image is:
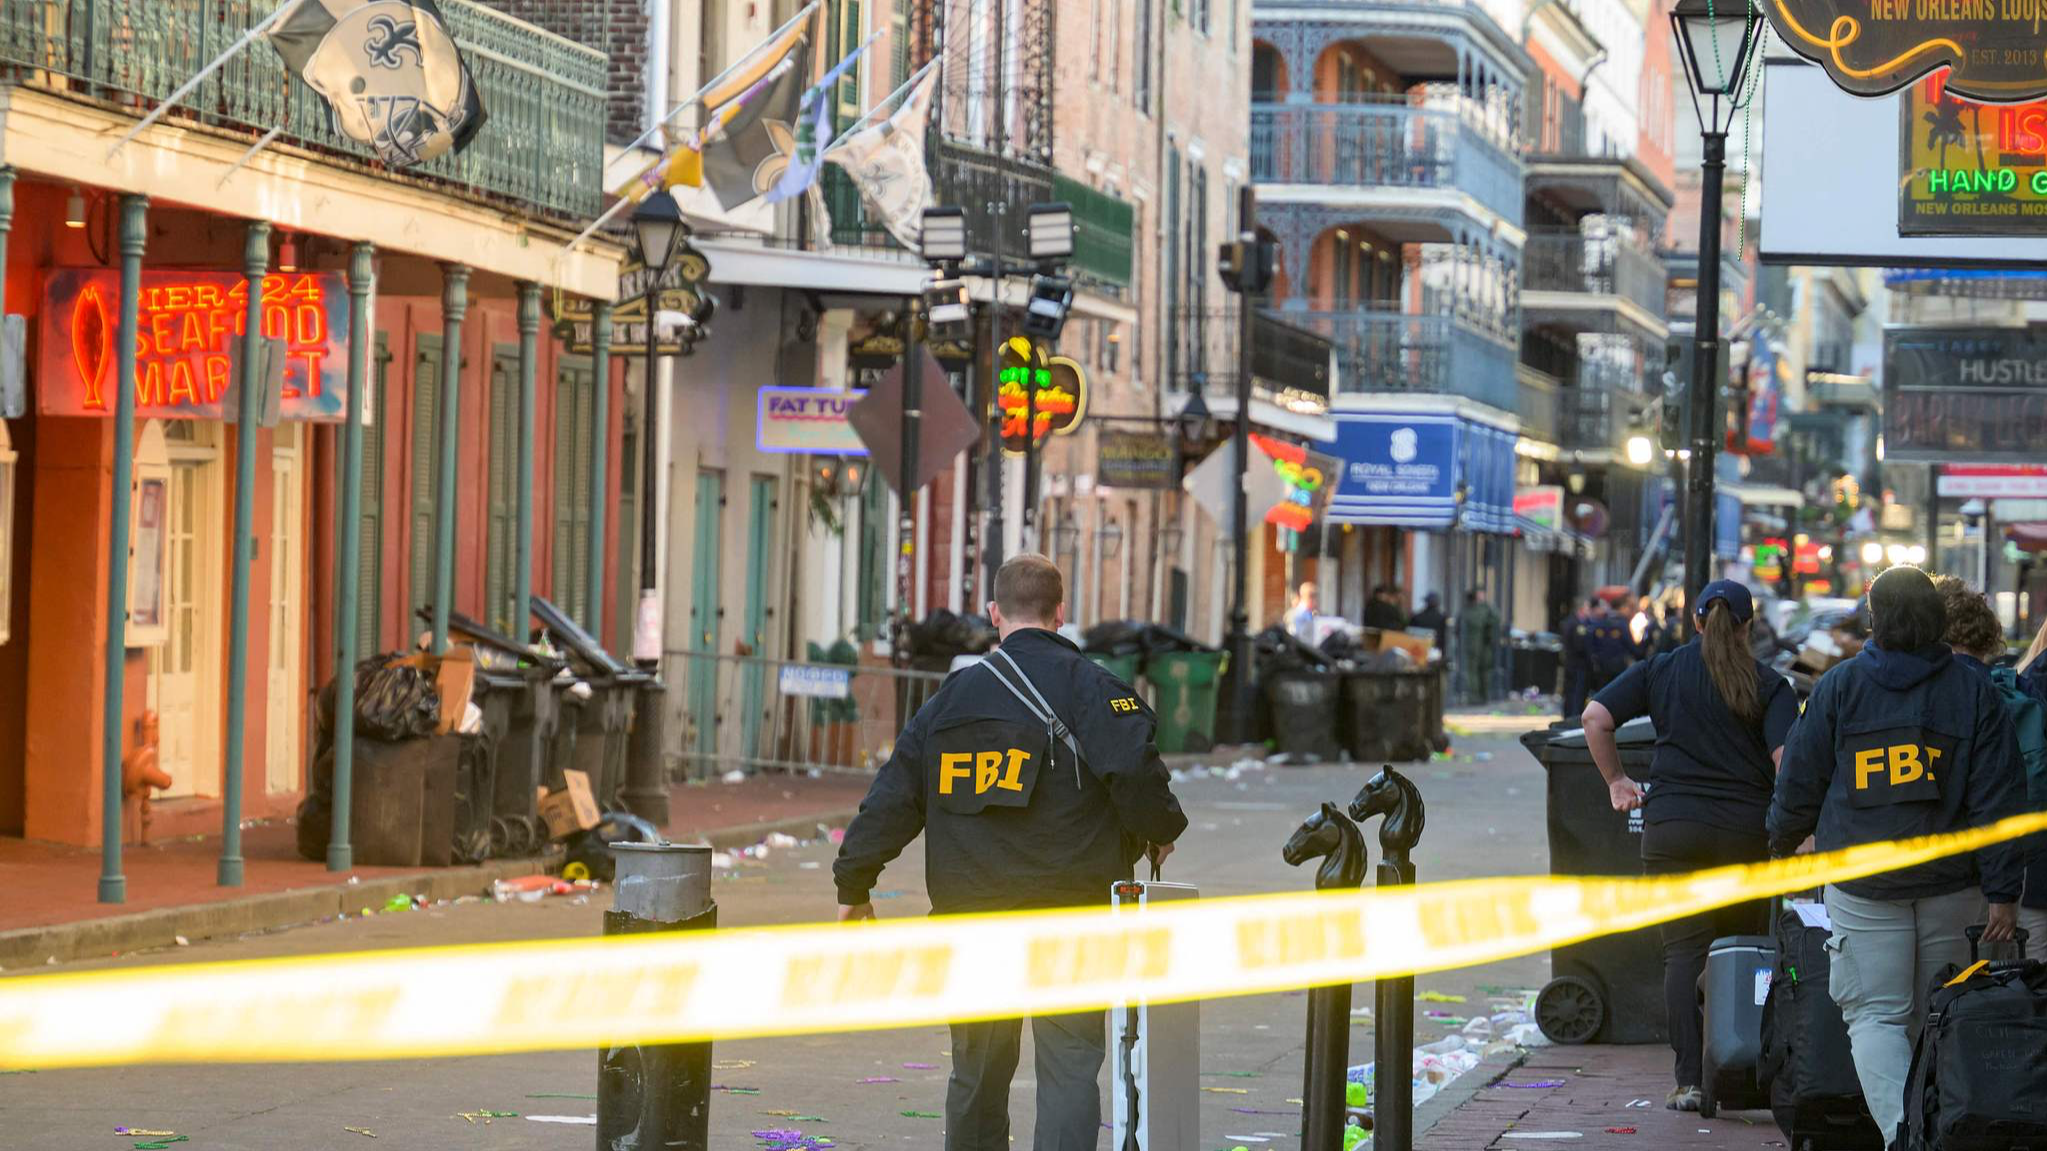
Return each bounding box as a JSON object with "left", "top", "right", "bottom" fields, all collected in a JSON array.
[{"left": 3, "top": 810, "right": 2044, "bottom": 1070}]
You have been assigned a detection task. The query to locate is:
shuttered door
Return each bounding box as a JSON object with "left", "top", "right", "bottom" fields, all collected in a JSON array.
[
  {"left": 551, "top": 358, "right": 594, "bottom": 623},
  {"left": 355, "top": 334, "right": 388, "bottom": 657},
  {"left": 409, "top": 333, "right": 443, "bottom": 637},
  {"left": 485, "top": 346, "right": 518, "bottom": 635}
]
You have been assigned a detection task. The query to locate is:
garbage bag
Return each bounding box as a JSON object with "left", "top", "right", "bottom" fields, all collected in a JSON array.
[
  {"left": 314, "top": 656, "right": 441, "bottom": 743},
  {"left": 1253, "top": 624, "right": 1333, "bottom": 671},
  {"left": 1083, "top": 619, "right": 1148, "bottom": 656}
]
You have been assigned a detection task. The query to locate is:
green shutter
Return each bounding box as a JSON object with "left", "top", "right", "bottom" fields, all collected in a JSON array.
[
  {"left": 356, "top": 334, "right": 388, "bottom": 657},
  {"left": 486, "top": 348, "right": 516, "bottom": 634},
  {"left": 615, "top": 415, "right": 638, "bottom": 656},
  {"left": 551, "top": 358, "right": 595, "bottom": 624},
  {"left": 409, "top": 333, "right": 443, "bottom": 638}
]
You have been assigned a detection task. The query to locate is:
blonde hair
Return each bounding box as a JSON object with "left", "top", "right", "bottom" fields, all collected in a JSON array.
[{"left": 2024, "top": 619, "right": 2047, "bottom": 675}]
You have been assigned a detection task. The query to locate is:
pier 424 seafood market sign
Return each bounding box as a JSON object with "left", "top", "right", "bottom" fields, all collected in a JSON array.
[{"left": 1767, "top": 0, "right": 2047, "bottom": 103}]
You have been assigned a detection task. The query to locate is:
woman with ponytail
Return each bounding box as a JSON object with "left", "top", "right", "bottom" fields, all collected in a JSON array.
[{"left": 1582, "top": 580, "right": 1798, "bottom": 1111}]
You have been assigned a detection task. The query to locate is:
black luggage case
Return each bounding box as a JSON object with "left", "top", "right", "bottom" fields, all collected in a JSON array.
[
  {"left": 1760, "top": 903, "right": 1884, "bottom": 1151},
  {"left": 1700, "top": 934, "right": 1776, "bottom": 1117},
  {"left": 1897, "top": 927, "right": 2047, "bottom": 1151}
]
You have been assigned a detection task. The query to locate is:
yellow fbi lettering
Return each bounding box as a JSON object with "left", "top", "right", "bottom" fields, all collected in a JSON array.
[
  {"left": 1854, "top": 743, "right": 1942, "bottom": 790},
  {"left": 1109, "top": 697, "right": 1142, "bottom": 714},
  {"left": 939, "top": 749, "right": 1031, "bottom": 795}
]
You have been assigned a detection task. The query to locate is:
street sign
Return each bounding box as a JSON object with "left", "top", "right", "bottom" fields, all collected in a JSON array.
[
  {"left": 1900, "top": 77, "right": 2047, "bottom": 236},
  {"left": 778, "top": 664, "right": 851, "bottom": 699},
  {"left": 845, "top": 349, "right": 982, "bottom": 496},
  {"left": 1937, "top": 465, "right": 2047, "bottom": 498},
  {"left": 1769, "top": 0, "right": 2047, "bottom": 102},
  {"left": 552, "top": 247, "right": 712, "bottom": 356},
  {"left": 1883, "top": 326, "right": 2047, "bottom": 462}
]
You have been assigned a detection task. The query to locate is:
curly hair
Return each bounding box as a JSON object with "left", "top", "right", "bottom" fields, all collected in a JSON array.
[{"left": 1935, "top": 576, "right": 2004, "bottom": 662}]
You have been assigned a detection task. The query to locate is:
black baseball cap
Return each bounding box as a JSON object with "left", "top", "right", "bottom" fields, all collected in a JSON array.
[{"left": 1693, "top": 579, "right": 1754, "bottom": 623}]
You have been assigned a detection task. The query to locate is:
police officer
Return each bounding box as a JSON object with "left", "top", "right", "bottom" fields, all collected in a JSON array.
[
  {"left": 1585, "top": 597, "right": 1635, "bottom": 696},
  {"left": 833, "top": 553, "right": 1188, "bottom": 1151},
  {"left": 1769, "top": 565, "right": 2023, "bottom": 1147}
]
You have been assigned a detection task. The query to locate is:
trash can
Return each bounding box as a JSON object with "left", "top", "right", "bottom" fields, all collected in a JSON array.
[
  {"left": 1340, "top": 670, "right": 1436, "bottom": 763},
  {"left": 1149, "top": 651, "right": 1226, "bottom": 754},
  {"left": 1510, "top": 635, "right": 1563, "bottom": 696},
  {"left": 1088, "top": 652, "right": 1141, "bottom": 687},
  {"left": 1264, "top": 667, "right": 1341, "bottom": 761},
  {"left": 476, "top": 662, "right": 560, "bottom": 858},
  {"left": 1519, "top": 717, "right": 1666, "bottom": 1045}
]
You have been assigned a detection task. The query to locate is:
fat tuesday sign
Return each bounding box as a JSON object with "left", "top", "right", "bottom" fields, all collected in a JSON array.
[{"left": 1768, "top": 0, "right": 2047, "bottom": 103}]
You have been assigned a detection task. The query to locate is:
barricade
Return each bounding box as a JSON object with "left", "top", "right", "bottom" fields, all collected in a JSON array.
[{"left": 667, "top": 653, "right": 947, "bottom": 779}]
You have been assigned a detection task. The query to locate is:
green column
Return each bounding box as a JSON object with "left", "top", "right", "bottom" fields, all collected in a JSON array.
[
  {"left": 101, "top": 194, "right": 147, "bottom": 904},
  {"left": 515, "top": 282, "right": 540, "bottom": 642},
  {"left": 328, "top": 242, "right": 374, "bottom": 872},
  {"left": 218, "top": 221, "right": 269, "bottom": 888},
  {"left": 430, "top": 265, "right": 469, "bottom": 654},
  {"left": 587, "top": 301, "right": 611, "bottom": 639}
]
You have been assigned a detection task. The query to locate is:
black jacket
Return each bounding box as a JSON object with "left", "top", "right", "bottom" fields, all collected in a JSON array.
[
  {"left": 1769, "top": 642, "right": 2025, "bottom": 903},
  {"left": 833, "top": 628, "right": 1188, "bottom": 914}
]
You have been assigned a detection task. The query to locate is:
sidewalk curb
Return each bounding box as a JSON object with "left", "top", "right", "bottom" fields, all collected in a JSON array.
[
  {"left": 676, "top": 808, "right": 862, "bottom": 851},
  {"left": 0, "top": 856, "right": 555, "bottom": 970},
  {"left": 1415, "top": 1045, "right": 1530, "bottom": 1139}
]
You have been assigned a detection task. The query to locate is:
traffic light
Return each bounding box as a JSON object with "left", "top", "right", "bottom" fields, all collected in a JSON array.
[{"left": 1218, "top": 237, "right": 1274, "bottom": 295}]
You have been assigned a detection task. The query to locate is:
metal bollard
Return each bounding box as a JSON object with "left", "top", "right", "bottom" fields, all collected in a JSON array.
[
  {"left": 598, "top": 842, "right": 714, "bottom": 1151},
  {"left": 1349, "top": 766, "right": 1427, "bottom": 1151},
  {"left": 1282, "top": 802, "right": 1369, "bottom": 1151},
  {"left": 620, "top": 678, "right": 670, "bottom": 826}
]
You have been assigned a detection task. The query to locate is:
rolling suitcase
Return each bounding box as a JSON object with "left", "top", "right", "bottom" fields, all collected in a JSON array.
[
  {"left": 1699, "top": 934, "right": 1777, "bottom": 1118},
  {"left": 1897, "top": 927, "right": 2046, "bottom": 1151},
  {"left": 1759, "top": 902, "right": 1883, "bottom": 1150}
]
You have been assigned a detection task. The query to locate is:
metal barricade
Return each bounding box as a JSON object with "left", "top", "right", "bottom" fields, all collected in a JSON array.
[{"left": 668, "top": 653, "right": 948, "bottom": 779}]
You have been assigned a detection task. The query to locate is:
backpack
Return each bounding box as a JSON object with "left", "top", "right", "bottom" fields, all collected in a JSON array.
[{"left": 1989, "top": 666, "right": 2047, "bottom": 801}]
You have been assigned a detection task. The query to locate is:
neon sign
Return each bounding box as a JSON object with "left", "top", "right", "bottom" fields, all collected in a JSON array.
[
  {"left": 996, "top": 337, "right": 1087, "bottom": 454},
  {"left": 1253, "top": 433, "right": 1332, "bottom": 550},
  {"left": 37, "top": 269, "right": 350, "bottom": 421},
  {"left": 1900, "top": 77, "right": 2047, "bottom": 236},
  {"left": 1772, "top": 0, "right": 2047, "bottom": 102}
]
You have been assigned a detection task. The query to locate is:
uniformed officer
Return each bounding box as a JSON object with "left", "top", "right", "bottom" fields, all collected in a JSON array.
[
  {"left": 833, "top": 553, "right": 1188, "bottom": 1151},
  {"left": 1584, "top": 598, "right": 1636, "bottom": 696},
  {"left": 1769, "top": 565, "right": 2024, "bottom": 1146}
]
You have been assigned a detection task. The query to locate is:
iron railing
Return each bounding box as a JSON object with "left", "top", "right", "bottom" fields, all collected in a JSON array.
[
  {"left": 1282, "top": 307, "right": 1519, "bottom": 413},
  {"left": 1518, "top": 368, "right": 1560, "bottom": 444},
  {"left": 0, "top": 0, "right": 607, "bottom": 219},
  {"left": 670, "top": 652, "right": 949, "bottom": 779},
  {"left": 1523, "top": 228, "right": 1668, "bottom": 318},
  {"left": 1169, "top": 305, "right": 1337, "bottom": 406},
  {"left": 1560, "top": 359, "right": 1650, "bottom": 450},
  {"left": 1249, "top": 98, "right": 1524, "bottom": 227}
]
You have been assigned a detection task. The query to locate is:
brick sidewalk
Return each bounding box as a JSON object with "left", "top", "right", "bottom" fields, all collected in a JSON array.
[
  {"left": 1420, "top": 1045, "right": 1783, "bottom": 1150},
  {"left": 0, "top": 771, "right": 870, "bottom": 939}
]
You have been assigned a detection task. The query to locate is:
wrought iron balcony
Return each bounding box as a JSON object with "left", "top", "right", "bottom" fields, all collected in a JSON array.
[
  {"left": 0, "top": 0, "right": 609, "bottom": 219},
  {"left": 1249, "top": 99, "right": 1523, "bottom": 227},
  {"left": 1283, "top": 307, "right": 1518, "bottom": 414},
  {"left": 1169, "top": 306, "right": 1338, "bottom": 412},
  {"left": 1523, "top": 228, "right": 1669, "bottom": 328},
  {"left": 823, "top": 141, "right": 1133, "bottom": 293},
  {"left": 1517, "top": 366, "right": 1560, "bottom": 444},
  {"left": 1560, "top": 360, "right": 1653, "bottom": 452}
]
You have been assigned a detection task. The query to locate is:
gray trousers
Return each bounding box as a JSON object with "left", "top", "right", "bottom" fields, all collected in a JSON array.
[
  {"left": 1824, "top": 884, "right": 1986, "bottom": 1144},
  {"left": 946, "top": 1010, "right": 1105, "bottom": 1151}
]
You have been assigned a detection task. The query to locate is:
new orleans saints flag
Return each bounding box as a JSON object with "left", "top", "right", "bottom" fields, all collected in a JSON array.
[
  {"left": 699, "top": 37, "right": 811, "bottom": 210},
  {"left": 269, "top": 0, "right": 486, "bottom": 168}
]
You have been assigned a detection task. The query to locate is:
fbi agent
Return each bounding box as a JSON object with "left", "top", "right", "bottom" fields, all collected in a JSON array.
[
  {"left": 1769, "top": 565, "right": 2024, "bottom": 1147},
  {"left": 833, "top": 553, "right": 1188, "bottom": 1151}
]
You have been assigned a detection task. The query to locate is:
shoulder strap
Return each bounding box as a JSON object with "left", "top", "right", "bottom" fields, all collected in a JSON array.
[{"left": 984, "top": 648, "right": 1085, "bottom": 771}]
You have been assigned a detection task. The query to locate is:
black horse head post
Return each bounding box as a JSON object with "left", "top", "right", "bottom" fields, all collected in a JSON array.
[
  {"left": 1283, "top": 803, "right": 1369, "bottom": 1151},
  {"left": 1348, "top": 765, "right": 1427, "bottom": 1151}
]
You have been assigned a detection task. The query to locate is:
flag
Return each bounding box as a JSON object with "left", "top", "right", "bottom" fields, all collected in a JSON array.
[
  {"left": 765, "top": 38, "right": 871, "bottom": 205},
  {"left": 700, "top": 39, "right": 812, "bottom": 209},
  {"left": 268, "top": 0, "right": 486, "bottom": 167},
  {"left": 823, "top": 64, "right": 938, "bottom": 249}
]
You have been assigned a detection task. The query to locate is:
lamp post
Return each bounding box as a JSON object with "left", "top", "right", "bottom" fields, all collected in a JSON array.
[
  {"left": 630, "top": 194, "right": 687, "bottom": 668},
  {"left": 1217, "top": 186, "right": 1273, "bottom": 745},
  {"left": 1672, "top": 0, "right": 1760, "bottom": 633}
]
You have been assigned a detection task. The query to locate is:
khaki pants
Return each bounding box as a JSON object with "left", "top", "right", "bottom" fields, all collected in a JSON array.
[{"left": 1824, "top": 884, "right": 1986, "bottom": 1144}]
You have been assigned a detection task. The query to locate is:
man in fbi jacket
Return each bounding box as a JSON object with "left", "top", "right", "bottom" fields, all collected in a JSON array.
[{"left": 833, "top": 553, "right": 1188, "bottom": 1151}]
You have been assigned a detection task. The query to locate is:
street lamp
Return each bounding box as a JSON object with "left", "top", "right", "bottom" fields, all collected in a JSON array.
[
  {"left": 1626, "top": 434, "right": 1655, "bottom": 467},
  {"left": 1672, "top": 0, "right": 1760, "bottom": 632},
  {"left": 1097, "top": 517, "right": 1125, "bottom": 560},
  {"left": 631, "top": 193, "right": 686, "bottom": 667}
]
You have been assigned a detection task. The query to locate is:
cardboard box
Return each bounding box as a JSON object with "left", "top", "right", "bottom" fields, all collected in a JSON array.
[
  {"left": 434, "top": 646, "right": 475, "bottom": 734},
  {"left": 537, "top": 769, "right": 601, "bottom": 840},
  {"left": 1371, "top": 628, "right": 1434, "bottom": 664}
]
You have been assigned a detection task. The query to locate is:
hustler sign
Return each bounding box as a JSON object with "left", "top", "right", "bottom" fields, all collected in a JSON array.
[{"left": 1883, "top": 326, "right": 2047, "bottom": 461}]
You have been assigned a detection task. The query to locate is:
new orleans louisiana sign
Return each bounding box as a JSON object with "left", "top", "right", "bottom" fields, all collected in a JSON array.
[{"left": 1768, "top": 0, "right": 2047, "bottom": 103}]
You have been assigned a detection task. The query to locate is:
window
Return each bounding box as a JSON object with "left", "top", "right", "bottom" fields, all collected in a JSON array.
[
  {"left": 552, "top": 357, "right": 597, "bottom": 625},
  {"left": 408, "top": 333, "right": 443, "bottom": 634},
  {"left": 485, "top": 346, "right": 519, "bottom": 635},
  {"left": 1108, "top": 0, "right": 1122, "bottom": 92},
  {"left": 836, "top": 0, "right": 864, "bottom": 120},
  {"left": 1090, "top": 0, "right": 1103, "bottom": 81},
  {"left": 1164, "top": 147, "right": 1182, "bottom": 384},
  {"left": 892, "top": 0, "right": 911, "bottom": 87},
  {"left": 1133, "top": 0, "right": 1153, "bottom": 110},
  {"left": 1192, "top": 0, "right": 1208, "bottom": 36}
]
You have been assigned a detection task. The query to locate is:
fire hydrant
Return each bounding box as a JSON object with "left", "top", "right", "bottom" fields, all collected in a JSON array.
[{"left": 122, "top": 711, "right": 173, "bottom": 844}]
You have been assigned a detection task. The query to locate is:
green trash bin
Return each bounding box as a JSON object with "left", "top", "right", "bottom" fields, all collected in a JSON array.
[
  {"left": 1087, "top": 652, "right": 1141, "bottom": 687},
  {"left": 1147, "top": 651, "right": 1226, "bottom": 754}
]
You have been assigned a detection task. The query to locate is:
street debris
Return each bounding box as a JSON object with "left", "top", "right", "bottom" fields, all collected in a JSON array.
[
  {"left": 856, "top": 1076, "right": 900, "bottom": 1084},
  {"left": 1416, "top": 991, "right": 1466, "bottom": 1003},
  {"left": 133, "top": 1138, "right": 188, "bottom": 1150},
  {"left": 898, "top": 1110, "right": 942, "bottom": 1118},
  {"left": 1201, "top": 1086, "right": 1250, "bottom": 1094},
  {"left": 714, "top": 1059, "right": 758, "bottom": 1070},
  {"left": 1498, "top": 1133, "right": 1585, "bottom": 1140},
  {"left": 902, "top": 1062, "right": 938, "bottom": 1070},
  {"left": 455, "top": 1110, "right": 518, "bottom": 1124},
  {"left": 1501, "top": 1080, "right": 1566, "bottom": 1089},
  {"left": 1604, "top": 1128, "right": 1637, "bottom": 1135},
  {"left": 115, "top": 1130, "right": 177, "bottom": 1137},
  {"left": 525, "top": 1115, "right": 598, "bottom": 1125},
  {"left": 525, "top": 1092, "right": 597, "bottom": 1100},
  {"left": 343, "top": 1127, "right": 377, "bottom": 1138}
]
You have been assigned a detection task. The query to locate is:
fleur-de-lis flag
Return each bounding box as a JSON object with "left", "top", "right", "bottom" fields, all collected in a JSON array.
[{"left": 269, "top": 0, "right": 487, "bottom": 168}]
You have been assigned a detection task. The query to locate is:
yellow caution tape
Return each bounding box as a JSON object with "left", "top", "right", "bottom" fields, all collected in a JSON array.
[{"left": 4, "top": 811, "right": 2045, "bottom": 1069}]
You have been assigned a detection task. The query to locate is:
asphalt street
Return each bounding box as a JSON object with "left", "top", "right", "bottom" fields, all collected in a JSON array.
[{"left": 0, "top": 721, "right": 1558, "bottom": 1151}]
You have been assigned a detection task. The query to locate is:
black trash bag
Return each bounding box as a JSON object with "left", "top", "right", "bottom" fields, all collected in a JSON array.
[
  {"left": 957, "top": 614, "right": 998, "bottom": 654},
  {"left": 1136, "top": 624, "right": 1217, "bottom": 657},
  {"left": 906, "top": 609, "right": 964, "bottom": 657},
  {"left": 1083, "top": 619, "right": 1148, "bottom": 656},
  {"left": 1320, "top": 629, "right": 1359, "bottom": 662},
  {"left": 1253, "top": 625, "right": 1333, "bottom": 671},
  {"left": 312, "top": 655, "right": 441, "bottom": 743}
]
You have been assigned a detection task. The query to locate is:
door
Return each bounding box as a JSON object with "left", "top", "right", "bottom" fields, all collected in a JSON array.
[
  {"left": 687, "top": 470, "right": 724, "bottom": 765},
  {"left": 266, "top": 425, "right": 306, "bottom": 795},
  {"left": 408, "top": 333, "right": 442, "bottom": 640},
  {"left": 739, "top": 476, "right": 778, "bottom": 761},
  {"left": 485, "top": 345, "right": 519, "bottom": 635},
  {"left": 147, "top": 422, "right": 224, "bottom": 798},
  {"left": 551, "top": 357, "right": 595, "bottom": 624}
]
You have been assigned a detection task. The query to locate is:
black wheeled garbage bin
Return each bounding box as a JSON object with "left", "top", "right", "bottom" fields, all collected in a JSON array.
[
  {"left": 1264, "top": 668, "right": 1342, "bottom": 761},
  {"left": 530, "top": 596, "right": 644, "bottom": 813},
  {"left": 1520, "top": 717, "right": 1666, "bottom": 1046},
  {"left": 1341, "top": 668, "right": 1438, "bottom": 762}
]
